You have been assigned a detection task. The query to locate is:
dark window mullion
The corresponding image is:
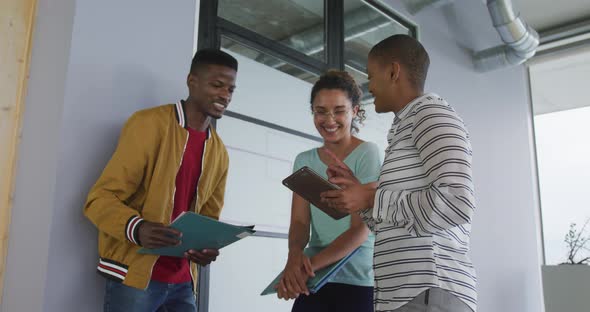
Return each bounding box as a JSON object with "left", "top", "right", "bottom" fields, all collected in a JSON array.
[
  {"left": 196, "top": 1, "right": 219, "bottom": 306},
  {"left": 218, "top": 18, "right": 327, "bottom": 76},
  {"left": 197, "top": 0, "right": 220, "bottom": 50},
  {"left": 326, "top": 0, "right": 344, "bottom": 70}
]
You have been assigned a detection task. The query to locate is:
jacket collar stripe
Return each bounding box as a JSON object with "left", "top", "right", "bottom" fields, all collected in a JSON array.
[
  {"left": 175, "top": 101, "right": 185, "bottom": 128},
  {"left": 176, "top": 101, "right": 212, "bottom": 140}
]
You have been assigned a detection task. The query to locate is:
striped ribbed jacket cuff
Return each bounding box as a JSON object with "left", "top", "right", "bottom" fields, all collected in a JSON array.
[{"left": 125, "top": 215, "right": 144, "bottom": 246}]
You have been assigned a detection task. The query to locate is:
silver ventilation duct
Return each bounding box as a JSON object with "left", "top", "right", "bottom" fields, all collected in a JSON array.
[
  {"left": 473, "top": 0, "right": 539, "bottom": 71},
  {"left": 409, "top": 0, "right": 539, "bottom": 72}
]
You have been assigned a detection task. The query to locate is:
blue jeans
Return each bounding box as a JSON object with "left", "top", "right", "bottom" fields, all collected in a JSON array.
[{"left": 103, "top": 279, "right": 197, "bottom": 312}]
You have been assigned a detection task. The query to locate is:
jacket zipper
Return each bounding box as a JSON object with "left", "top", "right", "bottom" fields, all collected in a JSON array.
[
  {"left": 190, "top": 131, "right": 208, "bottom": 293},
  {"left": 146, "top": 130, "right": 189, "bottom": 283}
]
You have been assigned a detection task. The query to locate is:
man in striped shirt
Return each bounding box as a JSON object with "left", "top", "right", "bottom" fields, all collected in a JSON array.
[{"left": 321, "top": 34, "right": 476, "bottom": 312}]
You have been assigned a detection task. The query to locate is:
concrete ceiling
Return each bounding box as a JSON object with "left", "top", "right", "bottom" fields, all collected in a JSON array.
[
  {"left": 529, "top": 45, "right": 590, "bottom": 115},
  {"left": 517, "top": 0, "right": 590, "bottom": 32}
]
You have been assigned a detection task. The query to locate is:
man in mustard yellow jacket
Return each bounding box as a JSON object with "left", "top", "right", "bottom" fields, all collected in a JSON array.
[{"left": 84, "top": 49, "right": 237, "bottom": 312}]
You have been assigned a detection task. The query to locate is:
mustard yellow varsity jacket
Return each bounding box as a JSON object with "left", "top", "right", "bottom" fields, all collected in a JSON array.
[{"left": 84, "top": 101, "right": 229, "bottom": 290}]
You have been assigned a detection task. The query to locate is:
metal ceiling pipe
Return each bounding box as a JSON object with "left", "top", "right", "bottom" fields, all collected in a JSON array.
[
  {"left": 260, "top": 6, "right": 393, "bottom": 67},
  {"left": 288, "top": 6, "right": 393, "bottom": 56},
  {"left": 406, "top": 0, "right": 454, "bottom": 15},
  {"left": 473, "top": 0, "right": 539, "bottom": 71}
]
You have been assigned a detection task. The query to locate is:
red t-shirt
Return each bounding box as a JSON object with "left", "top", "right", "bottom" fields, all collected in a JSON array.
[{"left": 151, "top": 128, "right": 207, "bottom": 283}]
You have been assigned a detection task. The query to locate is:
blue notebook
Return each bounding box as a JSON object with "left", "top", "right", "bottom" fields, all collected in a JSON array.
[
  {"left": 260, "top": 247, "right": 360, "bottom": 296},
  {"left": 138, "top": 212, "right": 255, "bottom": 257}
]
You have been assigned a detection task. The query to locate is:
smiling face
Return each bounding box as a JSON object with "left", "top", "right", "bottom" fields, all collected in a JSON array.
[
  {"left": 312, "top": 89, "right": 358, "bottom": 144},
  {"left": 187, "top": 64, "right": 237, "bottom": 119},
  {"left": 367, "top": 55, "right": 397, "bottom": 114}
]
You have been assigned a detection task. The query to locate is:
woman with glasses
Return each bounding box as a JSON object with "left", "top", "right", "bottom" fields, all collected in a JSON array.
[{"left": 277, "top": 70, "right": 381, "bottom": 312}]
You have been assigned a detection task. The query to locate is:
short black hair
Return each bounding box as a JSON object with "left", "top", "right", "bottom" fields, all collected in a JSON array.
[
  {"left": 310, "top": 70, "right": 366, "bottom": 133},
  {"left": 369, "top": 34, "right": 430, "bottom": 91},
  {"left": 190, "top": 49, "right": 238, "bottom": 75}
]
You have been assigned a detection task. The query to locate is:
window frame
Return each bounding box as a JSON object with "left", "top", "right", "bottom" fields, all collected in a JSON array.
[{"left": 197, "top": 0, "right": 418, "bottom": 77}]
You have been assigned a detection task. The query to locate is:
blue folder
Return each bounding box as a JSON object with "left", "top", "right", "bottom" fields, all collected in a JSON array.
[
  {"left": 260, "top": 247, "right": 360, "bottom": 296},
  {"left": 138, "top": 212, "right": 255, "bottom": 257}
]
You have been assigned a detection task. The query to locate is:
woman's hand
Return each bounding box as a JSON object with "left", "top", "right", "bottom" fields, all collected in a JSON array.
[{"left": 276, "top": 250, "right": 315, "bottom": 300}]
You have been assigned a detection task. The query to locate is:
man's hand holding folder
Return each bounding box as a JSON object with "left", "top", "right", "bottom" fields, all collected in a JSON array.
[
  {"left": 184, "top": 249, "right": 219, "bottom": 266},
  {"left": 137, "top": 212, "right": 255, "bottom": 259},
  {"left": 137, "top": 221, "right": 182, "bottom": 248},
  {"left": 137, "top": 221, "right": 221, "bottom": 266}
]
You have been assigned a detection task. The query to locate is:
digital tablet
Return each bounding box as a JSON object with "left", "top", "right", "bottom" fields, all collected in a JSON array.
[{"left": 282, "top": 166, "right": 348, "bottom": 220}]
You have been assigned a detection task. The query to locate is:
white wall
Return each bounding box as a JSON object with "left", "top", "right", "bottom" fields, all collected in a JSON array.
[
  {"left": 1, "top": 0, "right": 76, "bottom": 311},
  {"left": 3, "top": 0, "right": 544, "bottom": 311},
  {"left": 45, "top": 0, "right": 196, "bottom": 310},
  {"left": 2, "top": 0, "right": 196, "bottom": 311}
]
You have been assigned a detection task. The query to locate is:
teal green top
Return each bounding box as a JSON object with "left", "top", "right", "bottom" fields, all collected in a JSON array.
[{"left": 293, "top": 141, "right": 382, "bottom": 287}]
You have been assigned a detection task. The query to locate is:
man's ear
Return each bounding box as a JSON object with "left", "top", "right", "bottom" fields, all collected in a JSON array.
[
  {"left": 390, "top": 62, "right": 401, "bottom": 82},
  {"left": 187, "top": 73, "right": 193, "bottom": 87},
  {"left": 187, "top": 72, "right": 199, "bottom": 87}
]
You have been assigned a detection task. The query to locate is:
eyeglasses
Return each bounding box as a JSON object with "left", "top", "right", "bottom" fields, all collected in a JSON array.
[{"left": 312, "top": 109, "right": 350, "bottom": 120}]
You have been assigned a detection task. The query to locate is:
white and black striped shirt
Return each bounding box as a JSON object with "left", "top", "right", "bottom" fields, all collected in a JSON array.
[{"left": 361, "top": 93, "right": 477, "bottom": 312}]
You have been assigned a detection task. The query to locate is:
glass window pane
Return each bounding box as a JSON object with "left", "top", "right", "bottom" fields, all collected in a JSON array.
[
  {"left": 343, "top": 0, "right": 412, "bottom": 104},
  {"left": 219, "top": 0, "right": 325, "bottom": 61},
  {"left": 217, "top": 118, "right": 320, "bottom": 231},
  {"left": 534, "top": 107, "right": 590, "bottom": 265},
  {"left": 530, "top": 50, "right": 590, "bottom": 266},
  {"left": 221, "top": 36, "right": 320, "bottom": 84},
  {"left": 210, "top": 236, "right": 291, "bottom": 311}
]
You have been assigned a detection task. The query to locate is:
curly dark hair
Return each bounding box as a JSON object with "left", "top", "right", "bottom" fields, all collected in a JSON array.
[{"left": 310, "top": 70, "right": 366, "bottom": 134}]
